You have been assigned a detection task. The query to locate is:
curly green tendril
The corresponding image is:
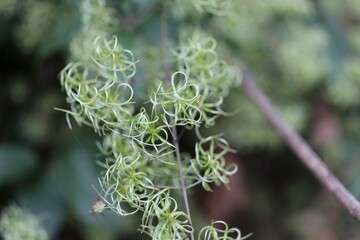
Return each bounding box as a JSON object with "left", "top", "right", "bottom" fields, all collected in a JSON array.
[{"left": 58, "top": 0, "right": 246, "bottom": 239}]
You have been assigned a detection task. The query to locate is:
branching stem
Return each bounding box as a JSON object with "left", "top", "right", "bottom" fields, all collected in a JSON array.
[
  {"left": 161, "top": 4, "right": 195, "bottom": 240},
  {"left": 242, "top": 71, "right": 360, "bottom": 222},
  {"left": 173, "top": 126, "right": 195, "bottom": 240}
]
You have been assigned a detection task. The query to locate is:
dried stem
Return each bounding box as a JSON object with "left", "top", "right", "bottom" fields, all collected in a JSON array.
[{"left": 242, "top": 71, "right": 360, "bottom": 221}]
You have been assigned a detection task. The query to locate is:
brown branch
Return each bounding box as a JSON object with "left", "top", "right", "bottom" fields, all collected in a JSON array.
[{"left": 241, "top": 71, "right": 360, "bottom": 221}]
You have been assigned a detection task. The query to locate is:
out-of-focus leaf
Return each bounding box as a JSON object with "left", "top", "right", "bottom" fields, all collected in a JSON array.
[
  {"left": 139, "top": 15, "right": 161, "bottom": 45},
  {"left": 54, "top": 144, "right": 100, "bottom": 222},
  {"left": 0, "top": 145, "right": 38, "bottom": 187},
  {"left": 54, "top": 144, "right": 137, "bottom": 236},
  {"left": 16, "top": 169, "right": 65, "bottom": 239},
  {"left": 8, "top": 78, "right": 29, "bottom": 104},
  {"left": 37, "top": 9, "right": 80, "bottom": 59},
  {"left": 0, "top": 21, "right": 11, "bottom": 45}
]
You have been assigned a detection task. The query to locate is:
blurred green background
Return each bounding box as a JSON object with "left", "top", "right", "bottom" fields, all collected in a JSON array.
[{"left": 1, "top": 0, "right": 360, "bottom": 239}]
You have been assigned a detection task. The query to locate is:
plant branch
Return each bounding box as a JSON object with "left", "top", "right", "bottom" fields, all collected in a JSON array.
[
  {"left": 173, "top": 126, "right": 195, "bottom": 240},
  {"left": 241, "top": 71, "right": 360, "bottom": 221},
  {"left": 160, "top": 5, "right": 195, "bottom": 240}
]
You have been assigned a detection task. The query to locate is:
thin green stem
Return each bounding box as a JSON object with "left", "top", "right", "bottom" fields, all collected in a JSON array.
[
  {"left": 172, "top": 126, "right": 195, "bottom": 240},
  {"left": 161, "top": 4, "right": 195, "bottom": 240}
]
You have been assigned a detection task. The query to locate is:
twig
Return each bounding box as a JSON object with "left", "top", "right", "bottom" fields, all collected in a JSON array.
[
  {"left": 241, "top": 71, "right": 360, "bottom": 221},
  {"left": 173, "top": 127, "right": 195, "bottom": 240},
  {"left": 160, "top": 5, "right": 195, "bottom": 240}
]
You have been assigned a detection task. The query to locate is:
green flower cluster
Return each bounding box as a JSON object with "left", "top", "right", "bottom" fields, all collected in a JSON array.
[
  {"left": 141, "top": 190, "right": 193, "bottom": 239},
  {"left": 199, "top": 220, "right": 251, "bottom": 240},
  {"left": 59, "top": 0, "right": 247, "bottom": 239},
  {"left": 191, "top": 135, "right": 237, "bottom": 191},
  {"left": 174, "top": 31, "right": 239, "bottom": 127},
  {"left": 59, "top": 35, "right": 136, "bottom": 134}
]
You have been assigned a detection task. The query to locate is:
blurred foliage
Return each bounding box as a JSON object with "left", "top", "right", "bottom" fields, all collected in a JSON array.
[
  {"left": 0, "top": 145, "right": 38, "bottom": 187},
  {"left": 211, "top": 0, "right": 360, "bottom": 150},
  {"left": 0, "top": 0, "right": 360, "bottom": 239},
  {"left": 0, "top": 205, "right": 48, "bottom": 240}
]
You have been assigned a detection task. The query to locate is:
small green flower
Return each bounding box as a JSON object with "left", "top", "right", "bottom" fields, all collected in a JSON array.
[
  {"left": 191, "top": 136, "right": 237, "bottom": 191},
  {"left": 141, "top": 190, "right": 194, "bottom": 240},
  {"left": 199, "top": 220, "right": 250, "bottom": 240}
]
